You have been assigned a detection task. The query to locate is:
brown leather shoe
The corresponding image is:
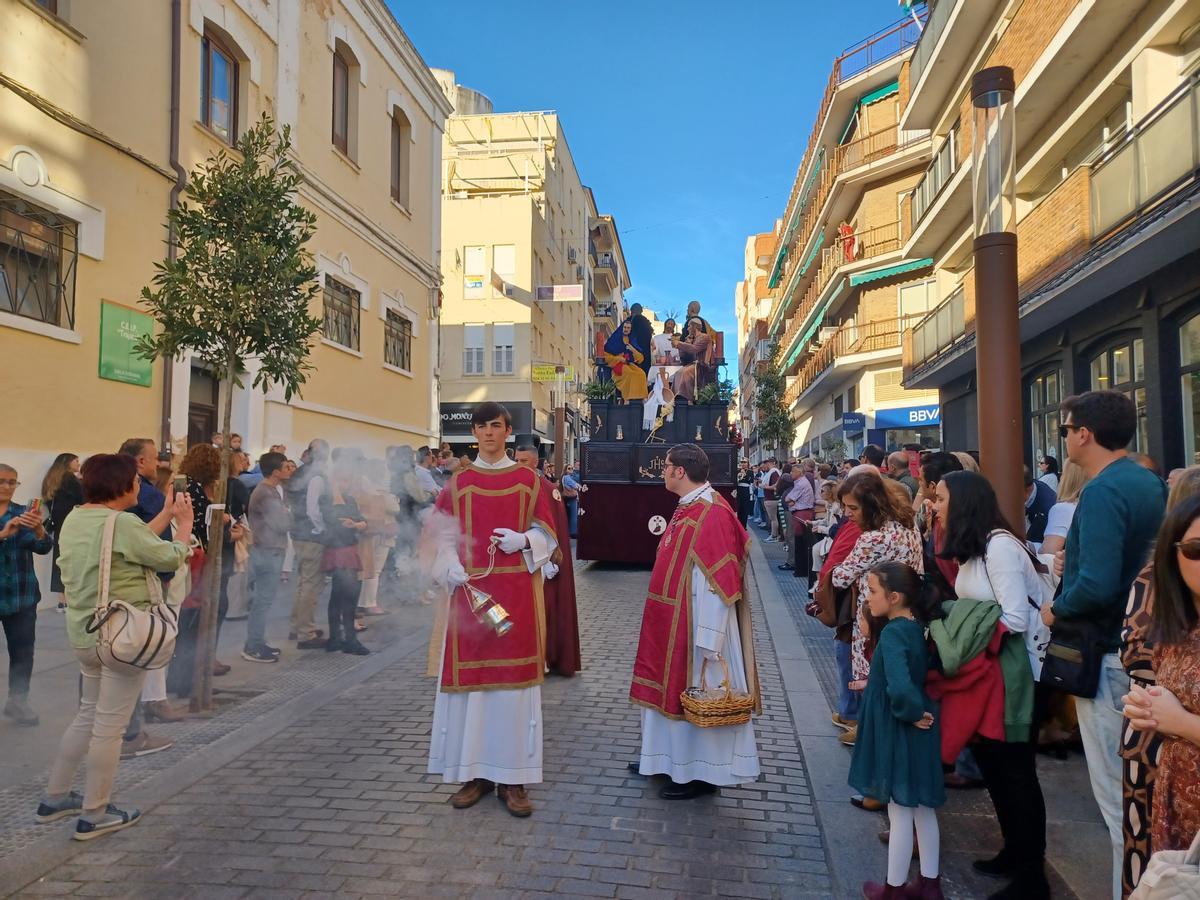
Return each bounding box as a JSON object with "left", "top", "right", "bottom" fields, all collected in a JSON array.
[
  {"left": 497, "top": 783, "right": 533, "bottom": 817},
  {"left": 142, "top": 700, "right": 184, "bottom": 723},
  {"left": 212, "top": 661, "right": 231, "bottom": 676},
  {"left": 450, "top": 779, "right": 494, "bottom": 809}
]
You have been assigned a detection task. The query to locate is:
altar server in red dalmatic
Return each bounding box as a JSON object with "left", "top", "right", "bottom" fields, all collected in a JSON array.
[
  {"left": 424, "top": 403, "right": 558, "bottom": 817},
  {"left": 513, "top": 437, "right": 581, "bottom": 677},
  {"left": 629, "top": 443, "right": 761, "bottom": 799}
]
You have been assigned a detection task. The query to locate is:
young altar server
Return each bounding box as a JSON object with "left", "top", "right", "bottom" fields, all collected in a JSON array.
[
  {"left": 629, "top": 443, "right": 761, "bottom": 798},
  {"left": 513, "top": 436, "right": 582, "bottom": 677},
  {"left": 425, "top": 402, "right": 558, "bottom": 817}
]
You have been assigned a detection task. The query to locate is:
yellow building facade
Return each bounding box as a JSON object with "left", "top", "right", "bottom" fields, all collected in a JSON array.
[
  {"left": 436, "top": 72, "right": 629, "bottom": 454},
  {"left": 0, "top": 0, "right": 450, "bottom": 492}
]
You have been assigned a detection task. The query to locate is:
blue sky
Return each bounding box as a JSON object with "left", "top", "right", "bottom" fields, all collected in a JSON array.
[{"left": 392, "top": 1, "right": 905, "bottom": 344}]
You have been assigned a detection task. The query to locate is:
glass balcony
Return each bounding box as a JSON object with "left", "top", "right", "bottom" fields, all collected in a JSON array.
[
  {"left": 909, "top": 284, "right": 964, "bottom": 371},
  {"left": 909, "top": 0, "right": 956, "bottom": 89},
  {"left": 1091, "top": 75, "right": 1200, "bottom": 237}
]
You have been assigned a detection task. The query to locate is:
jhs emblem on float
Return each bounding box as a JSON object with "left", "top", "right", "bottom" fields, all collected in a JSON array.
[{"left": 647, "top": 515, "right": 667, "bottom": 536}]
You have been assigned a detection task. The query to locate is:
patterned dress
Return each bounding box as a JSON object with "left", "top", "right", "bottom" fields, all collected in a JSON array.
[
  {"left": 1150, "top": 626, "right": 1200, "bottom": 856},
  {"left": 1119, "top": 564, "right": 1163, "bottom": 897},
  {"left": 831, "top": 519, "right": 924, "bottom": 681}
]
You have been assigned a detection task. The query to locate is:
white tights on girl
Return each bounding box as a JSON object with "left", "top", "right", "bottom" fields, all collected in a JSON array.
[{"left": 887, "top": 803, "right": 940, "bottom": 886}]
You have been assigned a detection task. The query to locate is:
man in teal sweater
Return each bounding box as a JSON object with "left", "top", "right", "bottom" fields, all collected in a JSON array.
[{"left": 1042, "top": 390, "right": 1166, "bottom": 900}]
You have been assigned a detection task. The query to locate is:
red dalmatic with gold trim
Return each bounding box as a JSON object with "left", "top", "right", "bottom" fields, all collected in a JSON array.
[
  {"left": 434, "top": 464, "right": 558, "bottom": 692},
  {"left": 630, "top": 490, "right": 758, "bottom": 719}
]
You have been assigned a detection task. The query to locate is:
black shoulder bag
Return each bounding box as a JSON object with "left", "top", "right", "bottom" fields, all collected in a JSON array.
[{"left": 1037, "top": 578, "right": 1106, "bottom": 698}]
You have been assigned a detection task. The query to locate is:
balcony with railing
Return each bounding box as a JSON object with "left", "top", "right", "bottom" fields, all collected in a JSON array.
[
  {"left": 906, "top": 73, "right": 1200, "bottom": 382},
  {"left": 1091, "top": 73, "right": 1200, "bottom": 238},
  {"left": 777, "top": 220, "right": 904, "bottom": 362},
  {"left": 785, "top": 314, "right": 923, "bottom": 408},
  {"left": 910, "top": 124, "right": 958, "bottom": 230},
  {"left": 771, "top": 123, "right": 924, "bottom": 328},
  {"left": 769, "top": 14, "right": 925, "bottom": 285},
  {"left": 909, "top": 0, "right": 954, "bottom": 90}
]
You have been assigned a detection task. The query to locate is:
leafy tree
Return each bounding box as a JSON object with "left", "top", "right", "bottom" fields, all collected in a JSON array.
[
  {"left": 755, "top": 341, "right": 796, "bottom": 459},
  {"left": 137, "top": 114, "right": 321, "bottom": 710}
]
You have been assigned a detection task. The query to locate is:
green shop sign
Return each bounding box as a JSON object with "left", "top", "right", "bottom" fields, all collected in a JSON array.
[{"left": 98, "top": 301, "right": 154, "bottom": 387}]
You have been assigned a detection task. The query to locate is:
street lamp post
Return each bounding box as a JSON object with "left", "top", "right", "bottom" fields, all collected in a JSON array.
[{"left": 971, "top": 66, "right": 1026, "bottom": 534}]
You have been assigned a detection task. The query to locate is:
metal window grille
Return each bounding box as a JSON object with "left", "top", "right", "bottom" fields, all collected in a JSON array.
[
  {"left": 0, "top": 190, "right": 78, "bottom": 329},
  {"left": 322, "top": 275, "right": 360, "bottom": 350},
  {"left": 384, "top": 308, "right": 412, "bottom": 370}
]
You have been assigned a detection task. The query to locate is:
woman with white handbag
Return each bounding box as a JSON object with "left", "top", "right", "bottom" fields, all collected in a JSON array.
[{"left": 38, "top": 454, "right": 192, "bottom": 841}]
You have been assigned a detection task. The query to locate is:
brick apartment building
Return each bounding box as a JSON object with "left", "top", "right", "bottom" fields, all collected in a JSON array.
[{"left": 901, "top": 0, "right": 1200, "bottom": 469}]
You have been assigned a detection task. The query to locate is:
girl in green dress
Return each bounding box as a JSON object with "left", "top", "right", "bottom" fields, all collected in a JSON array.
[{"left": 849, "top": 561, "right": 945, "bottom": 900}]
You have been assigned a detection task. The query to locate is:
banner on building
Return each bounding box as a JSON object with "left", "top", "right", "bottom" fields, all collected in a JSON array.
[
  {"left": 98, "top": 301, "right": 154, "bottom": 387},
  {"left": 532, "top": 364, "right": 575, "bottom": 382},
  {"left": 535, "top": 284, "right": 583, "bottom": 302}
]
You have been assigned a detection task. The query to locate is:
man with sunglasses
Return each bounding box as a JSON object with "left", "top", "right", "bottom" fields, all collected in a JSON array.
[
  {"left": 629, "top": 444, "right": 761, "bottom": 799},
  {"left": 1039, "top": 390, "right": 1166, "bottom": 899}
]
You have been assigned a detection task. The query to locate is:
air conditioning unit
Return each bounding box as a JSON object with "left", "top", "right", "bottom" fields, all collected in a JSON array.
[
  {"left": 575, "top": 264, "right": 584, "bottom": 279},
  {"left": 817, "top": 326, "right": 837, "bottom": 344},
  {"left": 567, "top": 248, "right": 577, "bottom": 263}
]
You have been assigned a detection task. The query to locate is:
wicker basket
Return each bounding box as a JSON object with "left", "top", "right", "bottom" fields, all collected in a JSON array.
[{"left": 679, "top": 655, "right": 754, "bottom": 728}]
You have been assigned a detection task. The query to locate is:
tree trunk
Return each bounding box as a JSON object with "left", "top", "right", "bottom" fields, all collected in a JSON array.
[{"left": 189, "top": 351, "right": 236, "bottom": 712}]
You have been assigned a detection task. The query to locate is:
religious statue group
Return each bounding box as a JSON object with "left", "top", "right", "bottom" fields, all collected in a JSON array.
[
  {"left": 602, "top": 300, "right": 719, "bottom": 407},
  {"left": 423, "top": 402, "right": 759, "bottom": 815}
]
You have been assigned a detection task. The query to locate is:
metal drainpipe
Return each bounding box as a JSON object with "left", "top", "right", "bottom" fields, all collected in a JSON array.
[{"left": 161, "top": 0, "right": 188, "bottom": 449}]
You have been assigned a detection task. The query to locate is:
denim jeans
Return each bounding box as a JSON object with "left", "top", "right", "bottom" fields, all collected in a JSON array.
[
  {"left": 1075, "top": 652, "right": 1128, "bottom": 900},
  {"left": 835, "top": 639, "right": 859, "bottom": 720},
  {"left": 565, "top": 499, "right": 578, "bottom": 537},
  {"left": 246, "top": 546, "right": 286, "bottom": 649}
]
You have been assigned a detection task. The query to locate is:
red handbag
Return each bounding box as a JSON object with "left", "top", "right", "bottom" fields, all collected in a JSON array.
[{"left": 181, "top": 546, "right": 207, "bottom": 610}]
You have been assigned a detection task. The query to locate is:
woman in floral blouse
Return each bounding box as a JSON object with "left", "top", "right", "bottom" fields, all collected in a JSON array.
[
  {"left": 1119, "top": 468, "right": 1200, "bottom": 895},
  {"left": 832, "top": 471, "right": 924, "bottom": 687}
]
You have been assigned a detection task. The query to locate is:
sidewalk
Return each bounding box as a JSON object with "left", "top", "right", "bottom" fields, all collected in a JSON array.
[
  {"left": 746, "top": 520, "right": 1111, "bottom": 899},
  {"left": 0, "top": 574, "right": 430, "bottom": 870}
]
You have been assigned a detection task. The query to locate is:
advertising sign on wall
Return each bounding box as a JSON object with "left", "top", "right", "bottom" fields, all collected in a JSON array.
[{"left": 98, "top": 301, "right": 154, "bottom": 387}]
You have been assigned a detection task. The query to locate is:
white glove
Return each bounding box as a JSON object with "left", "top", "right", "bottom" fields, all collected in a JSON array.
[
  {"left": 492, "top": 528, "right": 528, "bottom": 555},
  {"left": 445, "top": 560, "right": 470, "bottom": 588},
  {"left": 542, "top": 562, "right": 559, "bottom": 581}
]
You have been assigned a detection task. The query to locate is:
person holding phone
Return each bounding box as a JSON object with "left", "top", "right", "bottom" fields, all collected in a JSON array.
[{"left": 0, "top": 463, "right": 52, "bottom": 726}]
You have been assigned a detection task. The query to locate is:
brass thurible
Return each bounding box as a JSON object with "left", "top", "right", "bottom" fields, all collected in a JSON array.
[{"left": 458, "top": 538, "right": 514, "bottom": 637}]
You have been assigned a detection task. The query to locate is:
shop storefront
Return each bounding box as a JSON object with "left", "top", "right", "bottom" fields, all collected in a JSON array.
[
  {"left": 439, "top": 401, "right": 534, "bottom": 454},
  {"left": 868, "top": 405, "right": 941, "bottom": 452},
  {"left": 842, "top": 412, "right": 867, "bottom": 459}
]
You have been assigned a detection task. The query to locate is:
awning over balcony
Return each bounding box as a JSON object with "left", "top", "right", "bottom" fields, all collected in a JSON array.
[
  {"left": 848, "top": 257, "right": 932, "bottom": 286},
  {"left": 838, "top": 80, "right": 900, "bottom": 142}
]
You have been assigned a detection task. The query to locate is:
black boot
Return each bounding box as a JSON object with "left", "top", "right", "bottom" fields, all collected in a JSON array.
[
  {"left": 986, "top": 863, "right": 1049, "bottom": 900},
  {"left": 972, "top": 850, "right": 1015, "bottom": 878}
]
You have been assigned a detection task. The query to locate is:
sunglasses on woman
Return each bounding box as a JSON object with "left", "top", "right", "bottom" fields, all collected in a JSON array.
[{"left": 1176, "top": 540, "right": 1200, "bottom": 560}]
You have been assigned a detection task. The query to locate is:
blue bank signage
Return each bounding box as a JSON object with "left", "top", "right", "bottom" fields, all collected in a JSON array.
[
  {"left": 841, "top": 412, "right": 867, "bottom": 433},
  {"left": 874, "top": 405, "right": 941, "bottom": 429}
]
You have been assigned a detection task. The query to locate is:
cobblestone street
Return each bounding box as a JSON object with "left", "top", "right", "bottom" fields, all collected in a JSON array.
[{"left": 5, "top": 554, "right": 831, "bottom": 899}]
